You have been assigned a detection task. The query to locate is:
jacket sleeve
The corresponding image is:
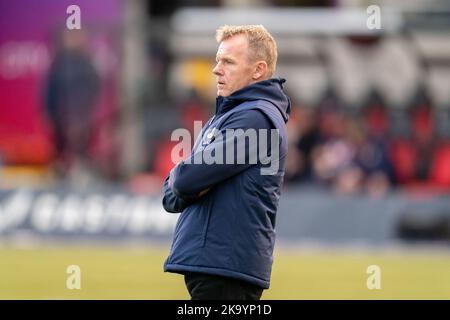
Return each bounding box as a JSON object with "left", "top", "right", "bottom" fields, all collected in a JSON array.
[
  {"left": 169, "top": 109, "right": 274, "bottom": 199},
  {"left": 162, "top": 175, "right": 194, "bottom": 213}
]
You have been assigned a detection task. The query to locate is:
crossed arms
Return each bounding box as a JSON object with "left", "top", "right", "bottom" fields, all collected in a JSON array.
[{"left": 162, "top": 109, "right": 273, "bottom": 213}]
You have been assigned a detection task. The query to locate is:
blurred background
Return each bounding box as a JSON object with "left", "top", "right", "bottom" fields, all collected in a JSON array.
[{"left": 1, "top": 0, "right": 450, "bottom": 299}]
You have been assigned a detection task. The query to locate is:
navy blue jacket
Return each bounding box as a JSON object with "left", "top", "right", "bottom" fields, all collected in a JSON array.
[{"left": 163, "top": 78, "right": 291, "bottom": 289}]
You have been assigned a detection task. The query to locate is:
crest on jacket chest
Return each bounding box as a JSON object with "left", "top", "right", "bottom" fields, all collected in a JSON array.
[{"left": 202, "top": 127, "right": 218, "bottom": 146}]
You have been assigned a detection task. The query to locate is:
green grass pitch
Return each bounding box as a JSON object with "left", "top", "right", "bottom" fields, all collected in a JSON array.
[{"left": 1, "top": 245, "right": 450, "bottom": 299}]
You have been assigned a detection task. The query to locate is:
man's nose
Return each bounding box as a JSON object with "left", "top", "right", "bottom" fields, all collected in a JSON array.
[{"left": 212, "top": 64, "right": 223, "bottom": 76}]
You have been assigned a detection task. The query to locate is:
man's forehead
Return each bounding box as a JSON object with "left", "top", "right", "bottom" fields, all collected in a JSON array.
[{"left": 216, "top": 35, "right": 248, "bottom": 58}]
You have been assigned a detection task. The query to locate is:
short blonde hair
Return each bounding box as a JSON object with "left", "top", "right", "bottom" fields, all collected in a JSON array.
[{"left": 216, "top": 24, "right": 278, "bottom": 78}]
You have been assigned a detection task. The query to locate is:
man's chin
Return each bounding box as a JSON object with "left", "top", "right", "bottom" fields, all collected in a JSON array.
[{"left": 217, "top": 90, "right": 230, "bottom": 97}]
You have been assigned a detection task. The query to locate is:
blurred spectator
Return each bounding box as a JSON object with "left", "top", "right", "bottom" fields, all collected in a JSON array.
[
  {"left": 284, "top": 105, "right": 320, "bottom": 183},
  {"left": 308, "top": 107, "right": 393, "bottom": 196},
  {"left": 44, "top": 29, "right": 100, "bottom": 181},
  {"left": 346, "top": 117, "right": 394, "bottom": 196},
  {"left": 312, "top": 112, "right": 358, "bottom": 193}
]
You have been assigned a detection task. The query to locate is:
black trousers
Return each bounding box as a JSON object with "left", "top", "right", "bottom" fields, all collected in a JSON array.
[{"left": 184, "top": 272, "right": 264, "bottom": 300}]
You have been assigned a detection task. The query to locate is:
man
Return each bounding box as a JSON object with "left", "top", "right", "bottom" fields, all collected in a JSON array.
[{"left": 162, "top": 25, "right": 291, "bottom": 300}]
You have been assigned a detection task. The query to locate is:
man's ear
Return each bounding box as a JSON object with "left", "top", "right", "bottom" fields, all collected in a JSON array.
[{"left": 252, "top": 61, "right": 268, "bottom": 81}]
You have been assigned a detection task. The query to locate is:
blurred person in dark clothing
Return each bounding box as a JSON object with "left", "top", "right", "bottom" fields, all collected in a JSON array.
[
  {"left": 312, "top": 110, "right": 393, "bottom": 196},
  {"left": 311, "top": 107, "right": 355, "bottom": 191},
  {"left": 346, "top": 118, "right": 394, "bottom": 196},
  {"left": 284, "top": 105, "right": 320, "bottom": 183},
  {"left": 45, "top": 29, "right": 100, "bottom": 180}
]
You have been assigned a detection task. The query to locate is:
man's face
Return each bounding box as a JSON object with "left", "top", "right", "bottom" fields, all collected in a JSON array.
[{"left": 212, "top": 34, "right": 255, "bottom": 97}]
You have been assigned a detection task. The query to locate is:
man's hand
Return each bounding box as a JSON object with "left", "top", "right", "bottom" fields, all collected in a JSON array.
[{"left": 198, "top": 188, "right": 210, "bottom": 197}]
